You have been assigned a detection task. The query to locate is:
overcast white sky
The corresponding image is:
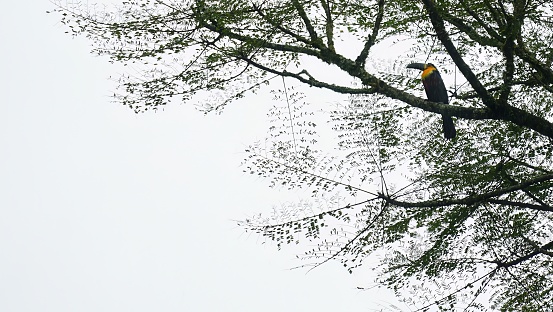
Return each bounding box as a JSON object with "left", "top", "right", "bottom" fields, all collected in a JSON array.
[{"left": 0, "top": 1, "right": 407, "bottom": 311}]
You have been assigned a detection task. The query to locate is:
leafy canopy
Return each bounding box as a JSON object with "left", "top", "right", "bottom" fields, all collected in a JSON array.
[{"left": 51, "top": 0, "right": 553, "bottom": 310}]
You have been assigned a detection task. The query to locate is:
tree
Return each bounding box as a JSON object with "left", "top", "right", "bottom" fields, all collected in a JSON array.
[{"left": 51, "top": 0, "right": 553, "bottom": 310}]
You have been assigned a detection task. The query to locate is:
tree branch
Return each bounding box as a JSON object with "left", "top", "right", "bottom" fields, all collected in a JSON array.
[
  {"left": 240, "top": 56, "right": 376, "bottom": 94},
  {"left": 453, "top": 79, "right": 541, "bottom": 100},
  {"left": 251, "top": 3, "right": 312, "bottom": 46},
  {"left": 498, "top": 1, "right": 525, "bottom": 105},
  {"left": 319, "top": 0, "right": 335, "bottom": 52},
  {"left": 291, "top": 0, "right": 322, "bottom": 47},
  {"left": 495, "top": 240, "right": 553, "bottom": 268},
  {"left": 198, "top": 18, "right": 321, "bottom": 56},
  {"left": 421, "top": 0, "right": 553, "bottom": 138},
  {"left": 441, "top": 12, "right": 501, "bottom": 48},
  {"left": 514, "top": 44, "right": 553, "bottom": 84},
  {"left": 486, "top": 199, "right": 553, "bottom": 212},
  {"left": 421, "top": 0, "right": 497, "bottom": 110},
  {"left": 460, "top": 0, "right": 503, "bottom": 42},
  {"left": 355, "top": 0, "right": 385, "bottom": 67},
  {"left": 379, "top": 173, "right": 553, "bottom": 209},
  {"left": 500, "top": 170, "right": 552, "bottom": 212}
]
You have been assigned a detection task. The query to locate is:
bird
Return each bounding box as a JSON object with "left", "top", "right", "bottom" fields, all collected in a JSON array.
[{"left": 406, "top": 62, "right": 456, "bottom": 139}]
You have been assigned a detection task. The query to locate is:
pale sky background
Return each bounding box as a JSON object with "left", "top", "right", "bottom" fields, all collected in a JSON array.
[{"left": 0, "top": 1, "right": 407, "bottom": 311}]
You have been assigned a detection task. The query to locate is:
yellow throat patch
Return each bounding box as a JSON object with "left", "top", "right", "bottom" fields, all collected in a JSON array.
[{"left": 421, "top": 65, "right": 436, "bottom": 80}]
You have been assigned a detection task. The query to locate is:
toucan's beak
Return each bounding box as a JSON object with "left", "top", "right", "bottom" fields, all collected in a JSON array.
[{"left": 406, "top": 63, "right": 425, "bottom": 70}]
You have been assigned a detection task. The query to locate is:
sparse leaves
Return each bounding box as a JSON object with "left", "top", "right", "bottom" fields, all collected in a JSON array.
[{"left": 52, "top": 0, "right": 553, "bottom": 311}]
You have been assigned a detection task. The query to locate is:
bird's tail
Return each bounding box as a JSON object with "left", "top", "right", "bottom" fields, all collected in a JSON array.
[{"left": 442, "top": 115, "right": 456, "bottom": 139}]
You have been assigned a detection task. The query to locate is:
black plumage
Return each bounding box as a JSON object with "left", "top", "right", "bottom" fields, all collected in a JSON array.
[{"left": 407, "top": 62, "right": 456, "bottom": 139}]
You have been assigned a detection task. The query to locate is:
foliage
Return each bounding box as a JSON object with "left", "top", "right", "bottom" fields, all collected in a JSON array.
[{"left": 51, "top": 0, "right": 553, "bottom": 310}]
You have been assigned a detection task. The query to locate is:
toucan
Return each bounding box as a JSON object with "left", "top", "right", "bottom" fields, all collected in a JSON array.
[{"left": 407, "top": 62, "right": 456, "bottom": 139}]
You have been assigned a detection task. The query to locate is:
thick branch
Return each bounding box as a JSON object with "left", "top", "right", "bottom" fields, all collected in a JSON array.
[
  {"left": 421, "top": 0, "right": 497, "bottom": 110},
  {"left": 487, "top": 199, "right": 553, "bottom": 212},
  {"left": 452, "top": 1, "right": 553, "bottom": 86},
  {"left": 312, "top": 48, "right": 496, "bottom": 119},
  {"left": 240, "top": 56, "right": 374, "bottom": 95},
  {"left": 497, "top": 105, "right": 553, "bottom": 138},
  {"left": 495, "top": 240, "right": 553, "bottom": 268},
  {"left": 244, "top": 53, "right": 494, "bottom": 120},
  {"left": 379, "top": 173, "right": 553, "bottom": 209},
  {"left": 501, "top": 170, "right": 552, "bottom": 211},
  {"left": 196, "top": 3, "right": 553, "bottom": 137},
  {"left": 421, "top": 0, "right": 553, "bottom": 138}
]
